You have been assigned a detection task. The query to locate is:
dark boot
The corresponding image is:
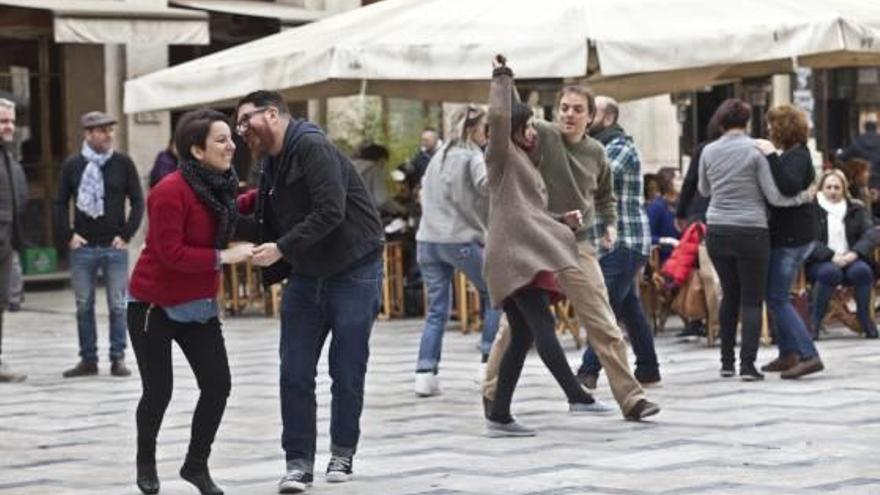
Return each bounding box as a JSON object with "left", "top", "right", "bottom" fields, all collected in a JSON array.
[
  {"left": 62, "top": 361, "right": 98, "bottom": 378},
  {"left": 760, "top": 353, "right": 799, "bottom": 372},
  {"left": 180, "top": 458, "right": 223, "bottom": 495},
  {"left": 136, "top": 462, "right": 159, "bottom": 495}
]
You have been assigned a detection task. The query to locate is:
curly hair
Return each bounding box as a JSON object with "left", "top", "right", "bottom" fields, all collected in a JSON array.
[{"left": 766, "top": 104, "right": 809, "bottom": 149}]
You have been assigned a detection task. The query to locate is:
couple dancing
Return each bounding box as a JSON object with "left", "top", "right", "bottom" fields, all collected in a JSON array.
[{"left": 128, "top": 92, "right": 384, "bottom": 494}]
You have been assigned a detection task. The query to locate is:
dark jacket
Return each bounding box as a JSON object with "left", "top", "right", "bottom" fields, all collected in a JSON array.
[
  {"left": 766, "top": 144, "right": 817, "bottom": 248},
  {"left": 148, "top": 150, "right": 178, "bottom": 188},
  {"left": 0, "top": 149, "right": 27, "bottom": 252},
  {"left": 252, "top": 119, "right": 384, "bottom": 285},
  {"left": 840, "top": 130, "right": 880, "bottom": 188},
  {"left": 807, "top": 199, "right": 878, "bottom": 272},
  {"left": 676, "top": 140, "right": 711, "bottom": 223},
  {"left": 54, "top": 151, "right": 145, "bottom": 247}
]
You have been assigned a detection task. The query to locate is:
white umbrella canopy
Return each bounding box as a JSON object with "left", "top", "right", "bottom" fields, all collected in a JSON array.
[{"left": 124, "top": 0, "right": 880, "bottom": 113}]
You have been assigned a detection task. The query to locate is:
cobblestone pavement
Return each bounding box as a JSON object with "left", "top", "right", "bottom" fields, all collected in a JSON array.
[{"left": 2, "top": 288, "right": 880, "bottom": 495}]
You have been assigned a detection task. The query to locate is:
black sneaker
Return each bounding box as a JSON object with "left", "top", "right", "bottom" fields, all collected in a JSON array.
[
  {"left": 739, "top": 363, "right": 764, "bottom": 382},
  {"left": 62, "top": 361, "right": 98, "bottom": 378},
  {"left": 278, "top": 470, "right": 313, "bottom": 493},
  {"left": 720, "top": 363, "right": 735, "bottom": 378},
  {"left": 325, "top": 455, "right": 352, "bottom": 483}
]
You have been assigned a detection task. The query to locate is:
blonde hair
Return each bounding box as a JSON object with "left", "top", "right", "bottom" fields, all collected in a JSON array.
[
  {"left": 818, "top": 169, "right": 851, "bottom": 200},
  {"left": 444, "top": 104, "right": 485, "bottom": 156},
  {"left": 0, "top": 98, "right": 15, "bottom": 112}
]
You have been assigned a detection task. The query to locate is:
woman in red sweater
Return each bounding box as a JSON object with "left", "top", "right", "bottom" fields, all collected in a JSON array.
[{"left": 127, "top": 109, "right": 251, "bottom": 495}]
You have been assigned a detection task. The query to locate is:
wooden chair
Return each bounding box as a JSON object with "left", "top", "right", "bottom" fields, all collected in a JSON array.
[
  {"left": 379, "top": 241, "right": 406, "bottom": 319},
  {"left": 553, "top": 298, "right": 584, "bottom": 348},
  {"left": 218, "top": 243, "right": 256, "bottom": 315},
  {"left": 452, "top": 271, "right": 482, "bottom": 334}
]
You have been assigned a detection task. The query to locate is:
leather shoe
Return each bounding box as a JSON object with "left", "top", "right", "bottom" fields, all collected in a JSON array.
[
  {"left": 111, "top": 360, "right": 132, "bottom": 377},
  {"left": 62, "top": 361, "right": 98, "bottom": 378},
  {"left": 180, "top": 462, "right": 223, "bottom": 495},
  {"left": 760, "top": 353, "right": 798, "bottom": 372},
  {"left": 780, "top": 357, "right": 824, "bottom": 379},
  {"left": 136, "top": 462, "right": 159, "bottom": 495}
]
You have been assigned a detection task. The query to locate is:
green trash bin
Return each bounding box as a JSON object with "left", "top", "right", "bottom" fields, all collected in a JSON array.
[{"left": 23, "top": 247, "right": 58, "bottom": 275}]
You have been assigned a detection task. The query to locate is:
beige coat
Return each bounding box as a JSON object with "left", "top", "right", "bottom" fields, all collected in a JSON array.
[{"left": 483, "top": 70, "right": 580, "bottom": 307}]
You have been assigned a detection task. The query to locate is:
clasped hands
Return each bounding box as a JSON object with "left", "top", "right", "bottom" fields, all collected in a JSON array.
[{"left": 220, "top": 242, "right": 283, "bottom": 266}]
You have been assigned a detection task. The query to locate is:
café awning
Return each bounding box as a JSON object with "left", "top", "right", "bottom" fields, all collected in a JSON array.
[
  {"left": 170, "top": 0, "right": 326, "bottom": 26},
  {"left": 0, "top": 0, "right": 209, "bottom": 45}
]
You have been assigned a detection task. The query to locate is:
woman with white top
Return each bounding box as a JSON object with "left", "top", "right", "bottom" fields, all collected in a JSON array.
[{"left": 806, "top": 169, "right": 879, "bottom": 339}]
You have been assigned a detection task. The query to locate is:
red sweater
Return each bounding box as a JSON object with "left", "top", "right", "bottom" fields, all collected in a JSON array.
[{"left": 129, "top": 171, "right": 220, "bottom": 307}]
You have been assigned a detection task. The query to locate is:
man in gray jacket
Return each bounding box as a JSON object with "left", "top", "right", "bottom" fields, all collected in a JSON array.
[{"left": 0, "top": 97, "right": 27, "bottom": 382}]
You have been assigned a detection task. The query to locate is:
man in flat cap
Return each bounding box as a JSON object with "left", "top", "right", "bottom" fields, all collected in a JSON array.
[{"left": 55, "top": 111, "right": 144, "bottom": 378}]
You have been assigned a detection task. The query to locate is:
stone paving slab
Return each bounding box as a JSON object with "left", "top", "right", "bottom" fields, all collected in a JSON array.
[{"left": 1, "top": 289, "right": 880, "bottom": 494}]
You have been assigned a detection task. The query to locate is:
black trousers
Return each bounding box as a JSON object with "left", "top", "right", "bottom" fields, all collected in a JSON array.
[
  {"left": 706, "top": 226, "right": 770, "bottom": 368},
  {"left": 128, "top": 302, "right": 231, "bottom": 465},
  {"left": 490, "top": 288, "right": 589, "bottom": 422}
]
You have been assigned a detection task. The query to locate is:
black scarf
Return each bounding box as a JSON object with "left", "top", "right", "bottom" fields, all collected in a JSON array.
[
  {"left": 592, "top": 123, "right": 627, "bottom": 146},
  {"left": 179, "top": 159, "right": 239, "bottom": 248}
]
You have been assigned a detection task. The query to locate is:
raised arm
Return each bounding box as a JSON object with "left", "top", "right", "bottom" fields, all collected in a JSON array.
[{"left": 486, "top": 55, "right": 513, "bottom": 185}]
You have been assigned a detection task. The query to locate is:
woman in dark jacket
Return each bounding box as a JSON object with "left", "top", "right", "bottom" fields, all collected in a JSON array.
[
  {"left": 807, "top": 169, "right": 879, "bottom": 339},
  {"left": 755, "top": 105, "right": 823, "bottom": 379},
  {"left": 128, "top": 109, "right": 252, "bottom": 495}
]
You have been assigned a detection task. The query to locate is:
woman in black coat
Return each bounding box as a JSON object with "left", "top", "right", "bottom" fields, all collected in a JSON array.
[{"left": 807, "top": 169, "right": 879, "bottom": 339}]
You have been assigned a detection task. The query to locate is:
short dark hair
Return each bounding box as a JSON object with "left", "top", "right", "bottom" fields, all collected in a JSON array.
[
  {"left": 174, "top": 108, "right": 230, "bottom": 162},
  {"left": 236, "top": 90, "right": 290, "bottom": 117},
  {"left": 558, "top": 85, "right": 596, "bottom": 117},
  {"left": 358, "top": 143, "right": 389, "bottom": 161},
  {"left": 511, "top": 101, "right": 533, "bottom": 139},
  {"left": 713, "top": 98, "right": 752, "bottom": 131}
]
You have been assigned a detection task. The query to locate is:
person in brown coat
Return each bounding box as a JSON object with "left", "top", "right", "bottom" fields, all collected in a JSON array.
[{"left": 483, "top": 56, "right": 605, "bottom": 438}]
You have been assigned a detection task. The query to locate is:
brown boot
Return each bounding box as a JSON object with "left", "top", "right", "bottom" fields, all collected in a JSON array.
[
  {"left": 780, "top": 357, "right": 824, "bottom": 379},
  {"left": 62, "top": 361, "right": 98, "bottom": 378},
  {"left": 111, "top": 360, "right": 132, "bottom": 377},
  {"left": 760, "top": 353, "right": 798, "bottom": 372}
]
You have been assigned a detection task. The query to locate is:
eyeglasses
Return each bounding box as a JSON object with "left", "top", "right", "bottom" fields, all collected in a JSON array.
[{"left": 235, "top": 106, "right": 269, "bottom": 136}]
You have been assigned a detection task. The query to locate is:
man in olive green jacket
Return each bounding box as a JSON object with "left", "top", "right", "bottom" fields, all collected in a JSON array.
[{"left": 481, "top": 86, "right": 658, "bottom": 421}]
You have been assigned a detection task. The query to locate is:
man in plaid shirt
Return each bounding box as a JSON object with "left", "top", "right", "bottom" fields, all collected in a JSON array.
[{"left": 578, "top": 96, "right": 661, "bottom": 388}]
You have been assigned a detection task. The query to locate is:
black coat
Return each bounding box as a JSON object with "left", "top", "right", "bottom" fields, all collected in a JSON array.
[
  {"left": 840, "top": 130, "right": 880, "bottom": 188},
  {"left": 807, "top": 199, "right": 879, "bottom": 272},
  {"left": 251, "top": 119, "right": 384, "bottom": 285},
  {"left": 766, "top": 144, "right": 817, "bottom": 248},
  {"left": 676, "top": 140, "right": 711, "bottom": 222}
]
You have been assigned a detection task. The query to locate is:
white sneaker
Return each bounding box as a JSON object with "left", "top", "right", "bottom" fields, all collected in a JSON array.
[
  {"left": 414, "top": 372, "right": 440, "bottom": 397},
  {"left": 474, "top": 362, "right": 487, "bottom": 384}
]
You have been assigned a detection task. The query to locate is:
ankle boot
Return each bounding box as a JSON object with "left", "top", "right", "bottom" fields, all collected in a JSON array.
[
  {"left": 180, "top": 459, "right": 223, "bottom": 495},
  {"left": 136, "top": 462, "right": 159, "bottom": 495}
]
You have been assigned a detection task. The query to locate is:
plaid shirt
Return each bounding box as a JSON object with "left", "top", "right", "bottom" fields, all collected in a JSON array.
[{"left": 590, "top": 136, "right": 651, "bottom": 257}]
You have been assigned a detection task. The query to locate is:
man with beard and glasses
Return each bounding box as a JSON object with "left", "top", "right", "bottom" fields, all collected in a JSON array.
[{"left": 234, "top": 91, "right": 384, "bottom": 494}]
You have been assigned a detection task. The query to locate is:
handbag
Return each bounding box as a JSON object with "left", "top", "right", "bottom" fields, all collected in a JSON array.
[{"left": 671, "top": 270, "right": 708, "bottom": 320}]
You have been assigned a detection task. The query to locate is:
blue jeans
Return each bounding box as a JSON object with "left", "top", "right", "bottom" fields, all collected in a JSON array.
[
  {"left": 280, "top": 254, "right": 382, "bottom": 473},
  {"left": 416, "top": 241, "right": 502, "bottom": 372},
  {"left": 69, "top": 246, "right": 129, "bottom": 363},
  {"left": 808, "top": 259, "right": 878, "bottom": 335},
  {"left": 579, "top": 247, "right": 659, "bottom": 379},
  {"left": 767, "top": 244, "right": 818, "bottom": 359}
]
